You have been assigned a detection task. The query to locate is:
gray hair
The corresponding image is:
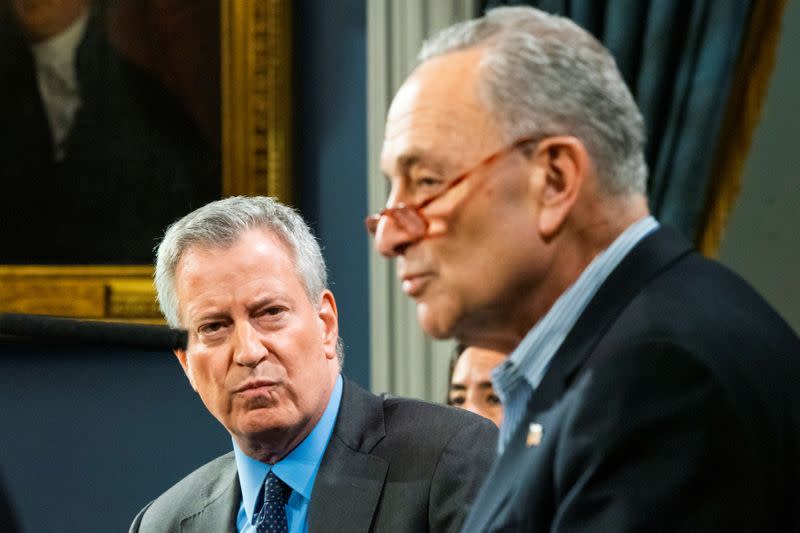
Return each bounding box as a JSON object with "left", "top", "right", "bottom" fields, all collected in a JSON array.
[
  {"left": 419, "top": 6, "right": 647, "bottom": 195},
  {"left": 154, "top": 196, "right": 344, "bottom": 365}
]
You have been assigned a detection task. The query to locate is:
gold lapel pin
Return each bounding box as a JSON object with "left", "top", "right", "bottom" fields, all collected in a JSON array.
[{"left": 526, "top": 423, "right": 543, "bottom": 447}]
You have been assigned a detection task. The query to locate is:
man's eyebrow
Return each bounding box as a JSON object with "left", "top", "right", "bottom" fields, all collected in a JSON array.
[
  {"left": 449, "top": 383, "right": 466, "bottom": 391},
  {"left": 396, "top": 154, "right": 421, "bottom": 176},
  {"left": 476, "top": 381, "right": 494, "bottom": 389},
  {"left": 191, "top": 310, "right": 228, "bottom": 325},
  {"left": 383, "top": 150, "right": 446, "bottom": 182},
  {"left": 395, "top": 151, "right": 444, "bottom": 176},
  {"left": 246, "top": 296, "right": 280, "bottom": 314}
]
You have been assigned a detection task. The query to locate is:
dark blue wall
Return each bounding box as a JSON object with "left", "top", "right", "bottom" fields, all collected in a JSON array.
[
  {"left": 294, "top": 0, "right": 370, "bottom": 388},
  {"left": 0, "top": 344, "right": 231, "bottom": 532}
]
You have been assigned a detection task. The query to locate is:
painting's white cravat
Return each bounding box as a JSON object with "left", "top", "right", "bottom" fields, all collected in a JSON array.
[{"left": 31, "top": 10, "right": 89, "bottom": 160}]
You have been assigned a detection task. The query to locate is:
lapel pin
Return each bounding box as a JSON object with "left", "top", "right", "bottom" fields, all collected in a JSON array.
[{"left": 526, "top": 423, "right": 543, "bottom": 447}]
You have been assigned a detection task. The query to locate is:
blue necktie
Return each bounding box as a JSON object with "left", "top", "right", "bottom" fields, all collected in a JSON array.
[{"left": 253, "top": 471, "right": 291, "bottom": 533}]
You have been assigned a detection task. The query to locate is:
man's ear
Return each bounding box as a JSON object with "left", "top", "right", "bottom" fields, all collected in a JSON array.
[
  {"left": 532, "top": 136, "right": 590, "bottom": 239},
  {"left": 174, "top": 348, "right": 197, "bottom": 391},
  {"left": 317, "top": 290, "right": 339, "bottom": 361}
]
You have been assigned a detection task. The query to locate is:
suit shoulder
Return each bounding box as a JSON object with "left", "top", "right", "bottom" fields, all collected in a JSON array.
[
  {"left": 380, "top": 394, "right": 497, "bottom": 443},
  {"left": 133, "top": 452, "right": 237, "bottom": 531},
  {"left": 603, "top": 250, "right": 800, "bottom": 390}
]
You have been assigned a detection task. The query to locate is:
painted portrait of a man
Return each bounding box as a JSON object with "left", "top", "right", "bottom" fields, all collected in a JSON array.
[{"left": 0, "top": 0, "right": 220, "bottom": 264}]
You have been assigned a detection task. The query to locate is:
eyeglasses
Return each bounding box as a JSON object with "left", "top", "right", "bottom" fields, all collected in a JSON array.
[{"left": 365, "top": 135, "right": 541, "bottom": 239}]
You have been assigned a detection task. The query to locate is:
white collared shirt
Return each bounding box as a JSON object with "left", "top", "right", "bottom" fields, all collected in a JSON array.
[{"left": 30, "top": 10, "right": 89, "bottom": 160}]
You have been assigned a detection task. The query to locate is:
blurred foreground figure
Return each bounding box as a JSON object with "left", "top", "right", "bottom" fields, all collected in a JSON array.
[
  {"left": 448, "top": 346, "right": 505, "bottom": 427},
  {"left": 131, "top": 196, "right": 496, "bottom": 533},
  {"left": 370, "top": 6, "right": 800, "bottom": 532}
]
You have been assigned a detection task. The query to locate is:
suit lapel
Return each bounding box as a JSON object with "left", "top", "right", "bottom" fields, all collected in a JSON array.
[
  {"left": 179, "top": 459, "right": 241, "bottom": 533},
  {"left": 527, "top": 226, "right": 692, "bottom": 414},
  {"left": 309, "top": 379, "right": 389, "bottom": 532},
  {"left": 463, "top": 400, "right": 567, "bottom": 532},
  {"left": 309, "top": 435, "right": 389, "bottom": 532}
]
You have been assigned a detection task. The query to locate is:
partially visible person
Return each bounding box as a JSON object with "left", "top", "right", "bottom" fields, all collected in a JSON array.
[
  {"left": 0, "top": 0, "right": 218, "bottom": 264},
  {"left": 131, "top": 196, "right": 497, "bottom": 533},
  {"left": 447, "top": 345, "right": 505, "bottom": 426}
]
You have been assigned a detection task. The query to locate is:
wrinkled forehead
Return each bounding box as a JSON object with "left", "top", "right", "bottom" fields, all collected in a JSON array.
[{"left": 382, "top": 48, "right": 502, "bottom": 173}]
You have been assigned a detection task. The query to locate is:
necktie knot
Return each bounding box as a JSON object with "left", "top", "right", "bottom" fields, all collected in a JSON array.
[
  {"left": 265, "top": 471, "right": 291, "bottom": 505},
  {"left": 253, "top": 471, "right": 290, "bottom": 533}
]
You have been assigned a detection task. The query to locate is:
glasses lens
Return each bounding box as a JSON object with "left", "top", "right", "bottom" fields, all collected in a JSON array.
[
  {"left": 393, "top": 206, "right": 427, "bottom": 237},
  {"left": 364, "top": 206, "right": 427, "bottom": 237},
  {"left": 365, "top": 214, "right": 380, "bottom": 235}
]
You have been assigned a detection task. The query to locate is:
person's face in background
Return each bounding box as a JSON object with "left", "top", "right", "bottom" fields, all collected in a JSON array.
[
  {"left": 448, "top": 346, "right": 506, "bottom": 427},
  {"left": 11, "top": 0, "right": 90, "bottom": 42}
]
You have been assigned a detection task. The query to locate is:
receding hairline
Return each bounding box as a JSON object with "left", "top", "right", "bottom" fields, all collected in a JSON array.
[{"left": 383, "top": 48, "right": 510, "bottom": 175}]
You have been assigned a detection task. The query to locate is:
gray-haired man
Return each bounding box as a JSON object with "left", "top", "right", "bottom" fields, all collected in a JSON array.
[
  {"left": 131, "top": 196, "right": 496, "bottom": 532},
  {"left": 370, "top": 6, "right": 800, "bottom": 532}
]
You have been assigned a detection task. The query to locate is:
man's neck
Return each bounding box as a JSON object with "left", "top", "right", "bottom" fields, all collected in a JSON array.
[{"left": 459, "top": 194, "right": 650, "bottom": 353}]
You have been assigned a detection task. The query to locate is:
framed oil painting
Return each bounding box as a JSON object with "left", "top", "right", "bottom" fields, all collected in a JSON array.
[{"left": 0, "top": 0, "right": 291, "bottom": 322}]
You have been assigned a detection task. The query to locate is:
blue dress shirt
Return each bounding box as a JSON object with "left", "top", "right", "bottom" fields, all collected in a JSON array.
[
  {"left": 493, "top": 216, "right": 659, "bottom": 453},
  {"left": 234, "top": 375, "right": 343, "bottom": 533}
]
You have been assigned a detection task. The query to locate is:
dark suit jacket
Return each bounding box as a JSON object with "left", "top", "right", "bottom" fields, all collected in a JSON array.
[
  {"left": 131, "top": 378, "right": 498, "bottom": 532},
  {"left": 462, "top": 227, "right": 800, "bottom": 532},
  {"left": 0, "top": 6, "right": 219, "bottom": 264},
  {"left": 0, "top": 476, "right": 18, "bottom": 533}
]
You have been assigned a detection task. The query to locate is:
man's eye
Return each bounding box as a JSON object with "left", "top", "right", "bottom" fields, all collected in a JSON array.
[
  {"left": 448, "top": 394, "right": 465, "bottom": 406},
  {"left": 487, "top": 394, "right": 501, "bottom": 405},
  {"left": 415, "top": 176, "right": 442, "bottom": 189},
  {"left": 198, "top": 322, "right": 225, "bottom": 335},
  {"left": 257, "top": 306, "right": 285, "bottom": 318}
]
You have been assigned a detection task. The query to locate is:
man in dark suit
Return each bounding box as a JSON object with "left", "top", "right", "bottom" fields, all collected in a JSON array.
[
  {"left": 0, "top": 0, "right": 218, "bottom": 264},
  {"left": 131, "top": 196, "right": 496, "bottom": 532},
  {"left": 370, "top": 6, "right": 800, "bottom": 532}
]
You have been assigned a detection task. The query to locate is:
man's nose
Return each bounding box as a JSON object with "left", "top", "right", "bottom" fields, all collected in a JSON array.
[
  {"left": 463, "top": 401, "right": 482, "bottom": 418},
  {"left": 233, "top": 322, "right": 269, "bottom": 367},
  {"left": 374, "top": 212, "right": 416, "bottom": 257}
]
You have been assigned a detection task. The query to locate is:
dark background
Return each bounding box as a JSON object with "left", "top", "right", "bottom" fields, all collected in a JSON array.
[{"left": 0, "top": 345, "right": 229, "bottom": 532}]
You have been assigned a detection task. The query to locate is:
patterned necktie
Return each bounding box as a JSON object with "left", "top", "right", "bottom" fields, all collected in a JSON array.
[{"left": 253, "top": 471, "right": 291, "bottom": 533}]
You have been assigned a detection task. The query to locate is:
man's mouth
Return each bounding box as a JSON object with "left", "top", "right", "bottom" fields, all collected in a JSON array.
[
  {"left": 234, "top": 379, "right": 281, "bottom": 397},
  {"left": 401, "top": 272, "right": 433, "bottom": 297}
]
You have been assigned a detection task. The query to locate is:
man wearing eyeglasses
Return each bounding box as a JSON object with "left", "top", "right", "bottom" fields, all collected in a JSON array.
[{"left": 370, "top": 6, "right": 800, "bottom": 532}]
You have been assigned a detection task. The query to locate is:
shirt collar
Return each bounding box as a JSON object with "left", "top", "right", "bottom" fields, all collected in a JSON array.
[
  {"left": 31, "top": 9, "right": 89, "bottom": 76},
  {"left": 233, "top": 374, "right": 343, "bottom": 524},
  {"left": 495, "top": 216, "right": 659, "bottom": 392}
]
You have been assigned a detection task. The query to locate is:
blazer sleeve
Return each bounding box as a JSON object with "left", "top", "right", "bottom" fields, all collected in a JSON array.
[
  {"left": 551, "top": 342, "right": 758, "bottom": 532},
  {"left": 428, "top": 415, "right": 498, "bottom": 533},
  {"left": 128, "top": 501, "right": 152, "bottom": 533}
]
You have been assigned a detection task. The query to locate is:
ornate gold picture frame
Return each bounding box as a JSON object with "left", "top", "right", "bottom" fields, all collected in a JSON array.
[{"left": 0, "top": 0, "right": 292, "bottom": 323}]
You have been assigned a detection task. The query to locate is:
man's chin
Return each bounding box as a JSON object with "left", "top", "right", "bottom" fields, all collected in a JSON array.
[
  {"left": 416, "top": 302, "right": 457, "bottom": 340},
  {"left": 234, "top": 410, "right": 291, "bottom": 438}
]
